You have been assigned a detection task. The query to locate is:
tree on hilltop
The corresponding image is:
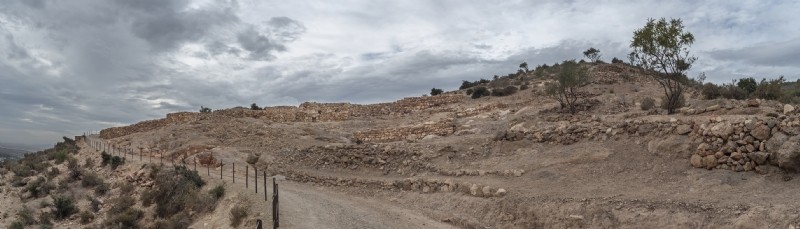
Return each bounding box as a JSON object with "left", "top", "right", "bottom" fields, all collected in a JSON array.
[
  {"left": 583, "top": 48, "right": 601, "bottom": 63},
  {"left": 545, "top": 60, "right": 588, "bottom": 114},
  {"left": 629, "top": 18, "right": 696, "bottom": 114}
]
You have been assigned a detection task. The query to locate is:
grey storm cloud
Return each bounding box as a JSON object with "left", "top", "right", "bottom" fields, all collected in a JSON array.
[
  {"left": 0, "top": 0, "right": 799, "bottom": 147},
  {"left": 708, "top": 38, "right": 800, "bottom": 68}
]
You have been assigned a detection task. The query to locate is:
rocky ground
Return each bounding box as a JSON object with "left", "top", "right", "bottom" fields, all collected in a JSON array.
[{"left": 12, "top": 62, "right": 800, "bottom": 228}]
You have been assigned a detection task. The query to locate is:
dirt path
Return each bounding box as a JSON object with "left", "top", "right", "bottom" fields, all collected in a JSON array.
[{"left": 84, "top": 136, "right": 453, "bottom": 229}]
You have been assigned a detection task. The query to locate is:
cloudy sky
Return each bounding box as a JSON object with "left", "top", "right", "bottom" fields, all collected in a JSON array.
[{"left": 1, "top": 0, "right": 799, "bottom": 147}]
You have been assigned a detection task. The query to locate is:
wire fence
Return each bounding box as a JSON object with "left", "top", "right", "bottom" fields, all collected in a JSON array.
[{"left": 81, "top": 133, "right": 280, "bottom": 228}]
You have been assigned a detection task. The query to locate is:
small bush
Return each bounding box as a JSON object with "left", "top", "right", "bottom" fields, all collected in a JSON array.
[
  {"left": 611, "top": 57, "right": 624, "bottom": 64},
  {"left": 109, "top": 196, "right": 136, "bottom": 215},
  {"left": 25, "top": 176, "right": 54, "bottom": 199},
  {"left": 38, "top": 211, "right": 53, "bottom": 226},
  {"left": 491, "top": 86, "right": 518, "bottom": 97},
  {"left": 471, "top": 87, "right": 489, "bottom": 99},
  {"left": 81, "top": 172, "right": 102, "bottom": 188},
  {"left": 16, "top": 206, "right": 35, "bottom": 225},
  {"left": 250, "top": 103, "right": 261, "bottom": 110},
  {"left": 430, "top": 88, "right": 444, "bottom": 96},
  {"left": 209, "top": 184, "right": 225, "bottom": 200},
  {"left": 229, "top": 204, "right": 249, "bottom": 227},
  {"left": 199, "top": 106, "right": 212, "bottom": 113},
  {"left": 141, "top": 190, "right": 154, "bottom": 207},
  {"left": 88, "top": 196, "right": 101, "bottom": 212},
  {"left": 84, "top": 158, "right": 95, "bottom": 168},
  {"left": 104, "top": 208, "right": 143, "bottom": 228},
  {"left": 640, "top": 97, "right": 656, "bottom": 110},
  {"left": 46, "top": 167, "right": 59, "bottom": 178},
  {"left": 9, "top": 221, "right": 24, "bottom": 229},
  {"left": 661, "top": 93, "right": 686, "bottom": 110},
  {"left": 101, "top": 152, "right": 111, "bottom": 166},
  {"left": 520, "top": 84, "right": 530, "bottom": 90},
  {"left": 465, "top": 88, "right": 473, "bottom": 95},
  {"left": 110, "top": 156, "right": 125, "bottom": 170},
  {"left": 53, "top": 195, "right": 77, "bottom": 219},
  {"left": 79, "top": 210, "right": 94, "bottom": 224},
  {"left": 119, "top": 182, "right": 135, "bottom": 195},
  {"left": 701, "top": 83, "right": 721, "bottom": 99},
  {"left": 53, "top": 151, "right": 68, "bottom": 164},
  {"left": 94, "top": 182, "right": 109, "bottom": 196}
]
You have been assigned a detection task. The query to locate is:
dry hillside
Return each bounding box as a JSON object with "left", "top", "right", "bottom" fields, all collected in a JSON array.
[{"left": 4, "top": 62, "right": 800, "bottom": 228}]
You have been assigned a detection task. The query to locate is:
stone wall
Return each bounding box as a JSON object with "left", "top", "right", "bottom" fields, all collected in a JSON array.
[
  {"left": 688, "top": 115, "right": 800, "bottom": 173},
  {"left": 100, "top": 94, "right": 464, "bottom": 139},
  {"left": 354, "top": 119, "right": 456, "bottom": 143}
]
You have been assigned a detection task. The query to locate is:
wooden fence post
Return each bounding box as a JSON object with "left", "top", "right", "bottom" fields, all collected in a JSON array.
[
  {"left": 263, "top": 171, "right": 267, "bottom": 201},
  {"left": 246, "top": 165, "right": 249, "bottom": 188},
  {"left": 232, "top": 163, "right": 235, "bottom": 183},
  {"left": 255, "top": 167, "right": 258, "bottom": 193},
  {"left": 273, "top": 177, "right": 279, "bottom": 229},
  {"left": 220, "top": 164, "right": 223, "bottom": 180}
]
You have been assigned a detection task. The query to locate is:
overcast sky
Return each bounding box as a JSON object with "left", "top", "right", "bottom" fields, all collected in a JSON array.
[{"left": 1, "top": 0, "right": 799, "bottom": 147}]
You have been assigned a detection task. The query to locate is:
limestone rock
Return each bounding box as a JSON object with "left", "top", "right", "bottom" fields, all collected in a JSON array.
[
  {"left": 482, "top": 186, "right": 494, "bottom": 197},
  {"left": 750, "top": 151, "right": 768, "bottom": 165},
  {"left": 750, "top": 124, "right": 771, "bottom": 140},
  {"left": 648, "top": 136, "right": 692, "bottom": 158},
  {"left": 785, "top": 104, "right": 796, "bottom": 115},
  {"left": 746, "top": 99, "right": 760, "bottom": 107},
  {"left": 710, "top": 122, "right": 734, "bottom": 138},
  {"left": 470, "top": 184, "right": 481, "bottom": 196},
  {"left": 702, "top": 155, "right": 717, "bottom": 169},
  {"left": 690, "top": 154, "right": 703, "bottom": 168},
  {"left": 675, "top": 124, "right": 692, "bottom": 135},
  {"left": 495, "top": 188, "right": 507, "bottom": 197},
  {"left": 706, "top": 105, "right": 720, "bottom": 112},
  {"left": 776, "top": 136, "right": 800, "bottom": 171}
]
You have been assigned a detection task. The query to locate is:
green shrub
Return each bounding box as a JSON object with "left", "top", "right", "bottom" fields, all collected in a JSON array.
[
  {"left": 491, "top": 86, "right": 518, "bottom": 97},
  {"left": 16, "top": 206, "right": 35, "bottom": 225},
  {"left": 8, "top": 221, "right": 24, "bottom": 229},
  {"left": 68, "top": 161, "right": 82, "bottom": 181},
  {"left": 430, "top": 88, "right": 444, "bottom": 96},
  {"left": 79, "top": 210, "right": 94, "bottom": 224},
  {"left": 640, "top": 97, "right": 656, "bottom": 110},
  {"left": 81, "top": 172, "right": 102, "bottom": 187},
  {"left": 110, "top": 156, "right": 125, "bottom": 170},
  {"left": 38, "top": 211, "right": 53, "bottom": 226},
  {"left": 84, "top": 158, "right": 94, "bottom": 168},
  {"left": 465, "top": 88, "right": 473, "bottom": 95},
  {"left": 701, "top": 83, "right": 721, "bottom": 99},
  {"left": 209, "top": 184, "right": 225, "bottom": 200},
  {"left": 752, "top": 77, "right": 785, "bottom": 100},
  {"left": 661, "top": 93, "right": 685, "bottom": 110},
  {"left": 104, "top": 208, "right": 143, "bottom": 228},
  {"left": 25, "top": 176, "right": 54, "bottom": 199},
  {"left": 53, "top": 150, "right": 68, "bottom": 164},
  {"left": 53, "top": 195, "right": 77, "bottom": 219},
  {"left": 101, "top": 152, "right": 111, "bottom": 166},
  {"left": 119, "top": 182, "right": 135, "bottom": 195},
  {"left": 471, "top": 87, "right": 489, "bottom": 99},
  {"left": 88, "top": 196, "right": 101, "bottom": 212},
  {"left": 94, "top": 182, "right": 109, "bottom": 196},
  {"left": 720, "top": 84, "right": 747, "bottom": 100},
  {"left": 140, "top": 189, "right": 155, "bottom": 207},
  {"left": 152, "top": 165, "right": 212, "bottom": 219},
  {"left": 46, "top": 167, "right": 59, "bottom": 178},
  {"left": 229, "top": 203, "right": 249, "bottom": 227},
  {"left": 109, "top": 196, "right": 136, "bottom": 215},
  {"left": 737, "top": 77, "right": 757, "bottom": 94},
  {"left": 11, "top": 176, "right": 26, "bottom": 187},
  {"left": 611, "top": 57, "right": 624, "bottom": 64}
]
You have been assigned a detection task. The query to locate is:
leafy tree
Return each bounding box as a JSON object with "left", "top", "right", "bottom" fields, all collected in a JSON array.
[
  {"left": 753, "top": 76, "right": 785, "bottom": 100},
  {"left": 583, "top": 48, "right": 601, "bottom": 63},
  {"left": 545, "top": 60, "right": 588, "bottom": 114},
  {"left": 519, "top": 62, "right": 529, "bottom": 72},
  {"left": 250, "top": 103, "right": 261, "bottom": 110},
  {"left": 199, "top": 106, "right": 212, "bottom": 113},
  {"left": 629, "top": 18, "right": 696, "bottom": 114},
  {"left": 430, "top": 88, "right": 444, "bottom": 96},
  {"left": 737, "top": 77, "right": 757, "bottom": 94}
]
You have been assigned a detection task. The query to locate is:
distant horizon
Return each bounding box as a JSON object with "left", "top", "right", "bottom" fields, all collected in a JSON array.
[{"left": 2, "top": 0, "right": 800, "bottom": 145}]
